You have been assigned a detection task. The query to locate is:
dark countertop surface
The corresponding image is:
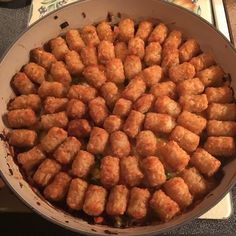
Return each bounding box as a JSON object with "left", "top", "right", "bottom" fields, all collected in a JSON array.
[{"left": 0, "top": 0, "right": 236, "bottom": 235}]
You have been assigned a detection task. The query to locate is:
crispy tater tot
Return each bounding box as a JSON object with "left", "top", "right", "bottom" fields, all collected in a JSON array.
[
  {"left": 204, "top": 136, "right": 236, "bottom": 157},
  {"left": 123, "top": 110, "right": 145, "bottom": 138},
  {"left": 80, "top": 46, "right": 98, "bottom": 66},
  {"left": 118, "top": 18, "right": 134, "bottom": 42},
  {"left": 128, "top": 37, "right": 145, "bottom": 59},
  {"left": 7, "top": 109, "right": 37, "bottom": 128},
  {"left": 133, "top": 94, "right": 154, "bottom": 113},
  {"left": 124, "top": 55, "right": 142, "bottom": 80},
  {"left": 142, "top": 65, "right": 163, "bottom": 87},
  {"left": 190, "top": 52, "right": 215, "bottom": 72},
  {"left": 161, "top": 48, "right": 179, "bottom": 75},
  {"left": 205, "top": 86, "right": 233, "bottom": 104},
  {"left": 127, "top": 187, "right": 150, "bottom": 219},
  {"left": 136, "top": 20, "right": 153, "bottom": 41},
  {"left": 100, "top": 82, "right": 119, "bottom": 108},
  {"left": 177, "top": 111, "right": 207, "bottom": 135},
  {"left": 98, "top": 40, "right": 115, "bottom": 64},
  {"left": 113, "top": 98, "right": 132, "bottom": 117},
  {"left": 106, "top": 58, "right": 125, "bottom": 84},
  {"left": 41, "top": 111, "right": 68, "bottom": 130},
  {"left": 97, "top": 21, "right": 114, "bottom": 42},
  {"left": 177, "top": 77, "right": 204, "bottom": 96},
  {"left": 38, "top": 81, "right": 66, "bottom": 98},
  {"left": 160, "top": 141, "right": 190, "bottom": 172},
  {"left": 87, "top": 127, "right": 109, "bottom": 154},
  {"left": 44, "top": 172, "right": 71, "bottom": 201},
  {"left": 191, "top": 148, "right": 221, "bottom": 177},
  {"left": 207, "top": 120, "right": 236, "bottom": 136},
  {"left": 142, "top": 156, "right": 166, "bottom": 187},
  {"left": 66, "top": 99, "right": 86, "bottom": 119},
  {"left": 71, "top": 150, "right": 95, "bottom": 178},
  {"left": 11, "top": 72, "right": 37, "bottom": 95},
  {"left": 65, "top": 29, "right": 85, "bottom": 52},
  {"left": 43, "top": 97, "right": 68, "bottom": 114},
  {"left": 120, "top": 156, "right": 144, "bottom": 187},
  {"left": 81, "top": 25, "right": 100, "bottom": 47},
  {"left": 154, "top": 95, "right": 181, "bottom": 118},
  {"left": 179, "top": 38, "right": 200, "bottom": 62},
  {"left": 103, "top": 115, "right": 122, "bottom": 133},
  {"left": 83, "top": 185, "right": 107, "bottom": 216},
  {"left": 114, "top": 42, "right": 128, "bottom": 62},
  {"left": 65, "top": 50, "right": 84, "bottom": 75},
  {"left": 100, "top": 156, "right": 120, "bottom": 188},
  {"left": 110, "top": 131, "right": 131, "bottom": 158},
  {"left": 150, "top": 81, "right": 177, "bottom": 99},
  {"left": 33, "top": 159, "right": 61, "bottom": 187},
  {"left": 23, "top": 62, "right": 46, "bottom": 84},
  {"left": 163, "top": 177, "right": 193, "bottom": 209},
  {"left": 144, "top": 42, "right": 162, "bottom": 66},
  {"left": 50, "top": 36, "right": 69, "bottom": 61},
  {"left": 150, "top": 190, "right": 180, "bottom": 222},
  {"left": 68, "top": 119, "right": 91, "bottom": 138},
  {"left": 106, "top": 185, "right": 129, "bottom": 216},
  {"left": 207, "top": 103, "right": 236, "bottom": 121},
  {"left": 66, "top": 178, "right": 88, "bottom": 210},
  {"left": 148, "top": 23, "right": 168, "bottom": 44}
]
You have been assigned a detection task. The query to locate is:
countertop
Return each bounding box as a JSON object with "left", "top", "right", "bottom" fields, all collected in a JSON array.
[{"left": 0, "top": 0, "right": 236, "bottom": 235}]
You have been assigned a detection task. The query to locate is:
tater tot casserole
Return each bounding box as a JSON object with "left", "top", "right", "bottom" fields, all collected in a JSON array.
[{"left": 4, "top": 17, "right": 236, "bottom": 228}]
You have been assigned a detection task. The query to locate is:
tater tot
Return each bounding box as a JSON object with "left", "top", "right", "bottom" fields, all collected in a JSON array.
[
  {"left": 127, "top": 187, "right": 150, "bottom": 219},
  {"left": 33, "top": 159, "right": 61, "bottom": 187},
  {"left": 68, "top": 119, "right": 91, "bottom": 138},
  {"left": 41, "top": 111, "right": 68, "bottom": 130},
  {"left": 44, "top": 172, "right": 71, "bottom": 201},
  {"left": 191, "top": 148, "right": 221, "bottom": 177},
  {"left": 97, "top": 40, "right": 115, "bottom": 64},
  {"left": 66, "top": 99, "right": 86, "bottom": 119},
  {"left": 123, "top": 110, "right": 145, "bottom": 138},
  {"left": 204, "top": 136, "right": 236, "bottom": 157},
  {"left": 169, "top": 62, "right": 195, "bottom": 83},
  {"left": 50, "top": 37, "right": 69, "bottom": 61},
  {"left": 179, "top": 94, "right": 208, "bottom": 113},
  {"left": 100, "top": 156, "right": 120, "bottom": 188},
  {"left": 97, "top": 21, "right": 114, "bottom": 42},
  {"left": 100, "top": 82, "right": 119, "bottom": 108},
  {"left": 40, "top": 127, "right": 67, "bottom": 153},
  {"left": 30, "top": 48, "right": 56, "bottom": 71},
  {"left": 11, "top": 72, "right": 36, "bottom": 95},
  {"left": 148, "top": 23, "right": 168, "bottom": 44},
  {"left": 66, "top": 178, "right": 88, "bottom": 210},
  {"left": 179, "top": 38, "right": 200, "bottom": 62},
  {"left": 180, "top": 167, "right": 207, "bottom": 197},
  {"left": 163, "top": 177, "right": 193, "bottom": 209},
  {"left": 103, "top": 115, "right": 122, "bottom": 133},
  {"left": 177, "top": 111, "right": 207, "bottom": 135},
  {"left": 106, "top": 58, "right": 125, "bottom": 84},
  {"left": 50, "top": 61, "right": 72, "bottom": 86},
  {"left": 161, "top": 48, "right": 179, "bottom": 75},
  {"left": 198, "top": 65, "right": 224, "bottom": 87},
  {"left": 207, "top": 103, "right": 236, "bottom": 121},
  {"left": 113, "top": 98, "right": 132, "bottom": 117},
  {"left": 88, "top": 97, "right": 108, "bottom": 125},
  {"left": 136, "top": 130, "right": 156, "bottom": 157},
  {"left": 133, "top": 94, "right": 154, "bottom": 114},
  {"left": 38, "top": 81, "right": 66, "bottom": 98},
  {"left": 43, "top": 97, "right": 68, "bottom": 114},
  {"left": 128, "top": 37, "right": 145, "bottom": 59},
  {"left": 120, "top": 156, "right": 144, "bottom": 187},
  {"left": 207, "top": 120, "right": 236, "bottom": 136},
  {"left": 65, "top": 50, "right": 84, "bottom": 75},
  {"left": 7, "top": 109, "right": 37, "bottom": 128},
  {"left": 71, "top": 150, "right": 95, "bottom": 178},
  {"left": 150, "top": 81, "right": 177, "bottom": 99},
  {"left": 150, "top": 190, "right": 180, "bottom": 222},
  {"left": 8, "top": 94, "right": 41, "bottom": 112},
  {"left": 17, "top": 145, "right": 46, "bottom": 172},
  {"left": 154, "top": 95, "right": 181, "bottom": 118},
  {"left": 142, "top": 65, "right": 163, "bottom": 87},
  {"left": 118, "top": 18, "right": 134, "bottom": 42},
  {"left": 83, "top": 185, "right": 107, "bottom": 216},
  {"left": 144, "top": 112, "right": 176, "bottom": 134},
  {"left": 136, "top": 20, "right": 153, "bottom": 41},
  {"left": 81, "top": 25, "right": 100, "bottom": 47},
  {"left": 80, "top": 46, "right": 98, "bottom": 66},
  {"left": 65, "top": 29, "right": 85, "bottom": 52},
  {"left": 177, "top": 77, "right": 204, "bottom": 96},
  {"left": 170, "top": 126, "right": 200, "bottom": 153},
  {"left": 144, "top": 42, "right": 162, "bottom": 66},
  {"left": 205, "top": 86, "right": 233, "bottom": 103},
  {"left": 23, "top": 62, "right": 46, "bottom": 84},
  {"left": 122, "top": 76, "right": 146, "bottom": 102},
  {"left": 87, "top": 127, "right": 109, "bottom": 154},
  {"left": 83, "top": 65, "right": 106, "bottom": 88},
  {"left": 160, "top": 141, "right": 190, "bottom": 172},
  {"left": 114, "top": 42, "right": 128, "bottom": 62},
  {"left": 106, "top": 185, "right": 129, "bottom": 216},
  {"left": 190, "top": 52, "right": 215, "bottom": 72},
  {"left": 124, "top": 55, "right": 142, "bottom": 80},
  {"left": 53, "top": 137, "right": 81, "bottom": 165},
  {"left": 8, "top": 129, "right": 37, "bottom": 148},
  {"left": 110, "top": 131, "right": 131, "bottom": 158},
  {"left": 142, "top": 156, "right": 166, "bottom": 187}
]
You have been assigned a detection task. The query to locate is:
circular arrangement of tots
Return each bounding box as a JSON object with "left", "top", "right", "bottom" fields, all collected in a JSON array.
[{"left": 6, "top": 18, "right": 236, "bottom": 227}]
